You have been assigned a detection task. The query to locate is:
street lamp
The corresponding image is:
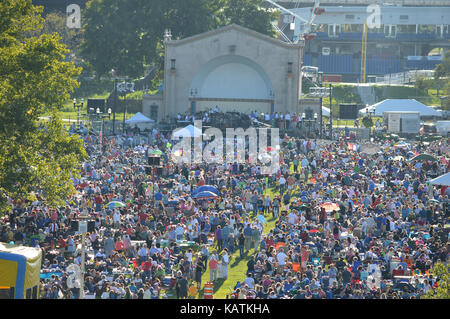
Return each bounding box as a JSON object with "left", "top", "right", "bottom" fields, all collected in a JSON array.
[
  {"left": 314, "top": 113, "right": 318, "bottom": 137},
  {"left": 73, "top": 98, "right": 84, "bottom": 130},
  {"left": 308, "top": 86, "right": 332, "bottom": 139},
  {"left": 77, "top": 210, "right": 90, "bottom": 299}
]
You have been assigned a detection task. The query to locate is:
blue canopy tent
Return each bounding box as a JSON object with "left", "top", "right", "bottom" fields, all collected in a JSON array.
[
  {"left": 191, "top": 185, "right": 219, "bottom": 196},
  {"left": 192, "top": 191, "right": 218, "bottom": 200}
]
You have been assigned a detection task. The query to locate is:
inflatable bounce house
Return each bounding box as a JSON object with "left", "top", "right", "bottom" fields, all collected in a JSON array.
[{"left": 0, "top": 242, "right": 42, "bottom": 299}]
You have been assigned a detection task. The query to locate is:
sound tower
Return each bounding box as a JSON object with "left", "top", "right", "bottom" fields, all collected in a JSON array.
[{"left": 148, "top": 155, "right": 161, "bottom": 166}]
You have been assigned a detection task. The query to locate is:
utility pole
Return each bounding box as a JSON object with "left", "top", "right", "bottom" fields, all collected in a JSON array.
[
  {"left": 329, "top": 83, "right": 333, "bottom": 140},
  {"left": 78, "top": 211, "right": 89, "bottom": 299},
  {"left": 319, "top": 96, "right": 323, "bottom": 139},
  {"left": 113, "top": 78, "right": 117, "bottom": 135}
]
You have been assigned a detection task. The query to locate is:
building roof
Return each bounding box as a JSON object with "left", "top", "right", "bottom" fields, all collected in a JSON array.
[
  {"left": 361, "top": 99, "right": 442, "bottom": 117},
  {"left": 125, "top": 112, "right": 155, "bottom": 123},
  {"left": 166, "top": 24, "right": 304, "bottom": 49}
]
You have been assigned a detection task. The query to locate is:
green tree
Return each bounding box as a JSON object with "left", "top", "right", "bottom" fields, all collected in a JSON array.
[
  {"left": 219, "top": 0, "right": 277, "bottom": 37},
  {"left": 421, "top": 263, "right": 450, "bottom": 299},
  {"left": 434, "top": 51, "right": 450, "bottom": 110},
  {"left": 81, "top": 0, "right": 276, "bottom": 80},
  {"left": 0, "top": 0, "right": 87, "bottom": 211},
  {"left": 434, "top": 50, "right": 450, "bottom": 79}
]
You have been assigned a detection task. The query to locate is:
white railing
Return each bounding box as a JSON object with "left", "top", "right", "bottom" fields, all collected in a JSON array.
[{"left": 375, "top": 70, "right": 435, "bottom": 85}]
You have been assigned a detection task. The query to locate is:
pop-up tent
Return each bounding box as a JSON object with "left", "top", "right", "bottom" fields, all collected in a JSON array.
[
  {"left": 172, "top": 124, "right": 202, "bottom": 138},
  {"left": 429, "top": 172, "right": 450, "bottom": 186},
  {"left": 359, "top": 99, "right": 442, "bottom": 117},
  {"left": 125, "top": 112, "right": 155, "bottom": 130},
  {"left": 0, "top": 243, "right": 42, "bottom": 299},
  {"left": 192, "top": 185, "right": 219, "bottom": 196}
]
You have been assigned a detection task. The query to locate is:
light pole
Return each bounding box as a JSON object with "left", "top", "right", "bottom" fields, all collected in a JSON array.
[
  {"left": 329, "top": 83, "right": 333, "bottom": 140},
  {"left": 77, "top": 210, "right": 89, "bottom": 299},
  {"left": 308, "top": 86, "right": 332, "bottom": 139},
  {"left": 73, "top": 98, "right": 84, "bottom": 131}
]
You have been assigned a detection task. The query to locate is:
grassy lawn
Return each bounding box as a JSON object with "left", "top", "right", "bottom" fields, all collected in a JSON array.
[{"left": 161, "top": 185, "right": 282, "bottom": 300}]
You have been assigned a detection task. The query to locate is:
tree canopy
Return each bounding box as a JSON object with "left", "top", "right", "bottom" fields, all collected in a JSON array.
[
  {"left": 0, "top": 0, "right": 87, "bottom": 211},
  {"left": 81, "top": 0, "right": 277, "bottom": 79},
  {"left": 421, "top": 263, "right": 449, "bottom": 299}
]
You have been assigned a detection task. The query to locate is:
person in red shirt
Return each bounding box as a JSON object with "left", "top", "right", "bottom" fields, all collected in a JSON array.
[
  {"left": 58, "top": 236, "right": 66, "bottom": 250},
  {"left": 94, "top": 194, "right": 103, "bottom": 212},
  {"left": 51, "top": 210, "right": 59, "bottom": 222},
  {"left": 138, "top": 211, "right": 148, "bottom": 224},
  {"left": 208, "top": 253, "right": 219, "bottom": 282}
]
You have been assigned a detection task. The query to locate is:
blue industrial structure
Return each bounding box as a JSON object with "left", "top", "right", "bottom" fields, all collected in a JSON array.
[{"left": 282, "top": 4, "right": 450, "bottom": 81}]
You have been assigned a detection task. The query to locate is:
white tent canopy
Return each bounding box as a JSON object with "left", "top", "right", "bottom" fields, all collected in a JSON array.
[
  {"left": 172, "top": 124, "right": 202, "bottom": 138},
  {"left": 429, "top": 172, "right": 450, "bottom": 186},
  {"left": 322, "top": 106, "right": 330, "bottom": 117},
  {"left": 125, "top": 112, "right": 154, "bottom": 124},
  {"left": 359, "top": 99, "right": 442, "bottom": 117}
]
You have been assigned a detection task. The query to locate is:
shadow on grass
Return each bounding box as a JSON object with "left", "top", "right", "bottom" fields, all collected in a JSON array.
[{"left": 230, "top": 253, "right": 251, "bottom": 268}]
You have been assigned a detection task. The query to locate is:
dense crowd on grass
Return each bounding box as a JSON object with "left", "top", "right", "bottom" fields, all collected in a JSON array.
[{"left": 0, "top": 119, "right": 448, "bottom": 299}]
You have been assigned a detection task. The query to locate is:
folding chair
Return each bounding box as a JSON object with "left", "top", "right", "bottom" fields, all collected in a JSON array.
[{"left": 292, "top": 262, "right": 301, "bottom": 273}]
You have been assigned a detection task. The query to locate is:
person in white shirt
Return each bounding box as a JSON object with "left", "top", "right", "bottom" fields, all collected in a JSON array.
[
  {"left": 276, "top": 248, "right": 288, "bottom": 266},
  {"left": 113, "top": 210, "right": 121, "bottom": 228},
  {"left": 137, "top": 243, "right": 149, "bottom": 261},
  {"left": 288, "top": 211, "right": 297, "bottom": 225},
  {"left": 243, "top": 273, "right": 255, "bottom": 289}
]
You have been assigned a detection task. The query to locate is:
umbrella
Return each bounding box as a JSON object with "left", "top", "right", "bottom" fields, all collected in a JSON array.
[
  {"left": 192, "top": 185, "right": 219, "bottom": 196},
  {"left": 192, "top": 191, "right": 218, "bottom": 200},
  {"left": 149, "top": 149, "right": 163, "bottom": 155},
  {"left": 393, "top": 156, "right": 404, "bottom": 161},
  {"left": 410, "top": 154, "right": 438, "bottom": 162},
  {"left": 105, "top": 201, "right": 126, "bottom": 209},
  {"left": 256, "top": 214, "right": 267, "bottom": 225},
  {"left": 393, "top": 141, "right": 409, "bottom": 148}
]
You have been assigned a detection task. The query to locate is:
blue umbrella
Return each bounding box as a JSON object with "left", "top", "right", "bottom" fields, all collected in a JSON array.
[
  {"left": 105, "top": 201, "right": 126, "bottom": 209},
  {"left": 192, "top": 185, "right": 219, "bottom": 196},
  {"left": 257, "top": 214, "right": 267, "bottom": 225},
  {"left": 192, "top": 191, "right": 218, "bottom": 200}
]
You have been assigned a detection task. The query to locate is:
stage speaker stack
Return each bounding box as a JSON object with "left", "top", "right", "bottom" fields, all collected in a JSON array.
[
  {"left": 148, "top": 155, "right": 161, "bottom": 166},
  {"left": 145, "top": 155, "right": 162, "bottom": 176}
]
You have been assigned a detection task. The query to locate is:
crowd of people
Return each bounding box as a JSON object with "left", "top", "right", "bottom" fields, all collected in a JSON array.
[{"left": 0, "top": 114, "right": 448, "bottom": 299}]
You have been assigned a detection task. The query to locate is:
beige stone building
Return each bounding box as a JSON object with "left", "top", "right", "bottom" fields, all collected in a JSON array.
[{"left": 143, "top": 24, "right": 304, "bottom": 122}]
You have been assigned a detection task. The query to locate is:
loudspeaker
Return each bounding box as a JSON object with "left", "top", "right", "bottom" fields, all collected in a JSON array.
[
  {"left": 70, "top": 220, "right": 95, "bottom": 232},
  {"left": 88, "top": 221, "right": 96, "bottom": 232},
  {"left": 87, "top": 98, "right": 106, "bottom": 113},
  {"left": 155, "top": 166, "right": 164, "bottom": 176},
  {"left": 70, "top": 221, "right": 78, "bottom": 232},
  {"left": 339, "top": 104, "right": 358, "bottom": 120},
  {"left": 148, "top": 156, "right": 161, "bottom": 166}
]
